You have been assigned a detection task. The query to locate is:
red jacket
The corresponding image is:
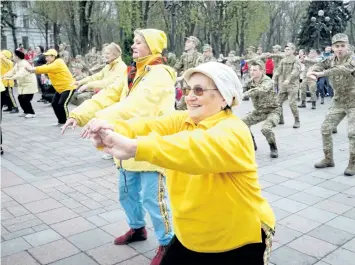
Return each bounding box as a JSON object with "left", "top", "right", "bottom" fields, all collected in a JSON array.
[{"left": 265, "top": 58, "right": 274, "bottom": 74}]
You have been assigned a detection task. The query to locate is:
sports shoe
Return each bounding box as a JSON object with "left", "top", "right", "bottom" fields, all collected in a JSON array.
[
  {"left": 18, "top": 113, "right": 26, "bottom": 117},
  {"left": 25, "top": 114, "right": 35, "bottom": 118},
  {"left": 102, "top": 153, "right": 113, "bottom": 160},
  {"left": 114, "top": 227, "right": 147, "bottom": 245}
]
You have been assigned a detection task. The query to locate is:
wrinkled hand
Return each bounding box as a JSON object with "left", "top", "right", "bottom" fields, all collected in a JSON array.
[
  {"left": 80, "top": 118, "right": 114, "bottom": 139},
  {"left": 61, "top": 118, "right": 78, "bottom": 135},
  {"left": 77, "top": 85, "right": 89, "bottom": 93}
]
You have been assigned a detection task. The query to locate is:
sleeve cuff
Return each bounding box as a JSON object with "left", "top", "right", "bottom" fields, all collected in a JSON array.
[
  {"left": 135, "top": 136, "right": 155, "bottom": 163},
  {"left": 323, "top": 69, "right": 331, "bottom": 76}
]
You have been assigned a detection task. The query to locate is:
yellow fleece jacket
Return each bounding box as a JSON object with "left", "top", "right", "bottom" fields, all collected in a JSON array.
[
  {"left": 112, "top": 110, "right": 275, "bottom": 252},
  {"left": 77, "top": 57, "right": 127, "bottom": 91},
  {"left": 70, "top": 54, "right": 176, "bottom": 173},
  {"left": 1, "top": 57, "right": 14, "bottom": 87},
  {"left": 35, "top": 58, "right": 75, "bottom": 93}
]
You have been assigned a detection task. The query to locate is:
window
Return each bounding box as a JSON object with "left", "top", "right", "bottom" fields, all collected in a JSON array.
[
  {"left": 1, "top": 35, "right": 7, "bottom": 49},
  {"left": 22, "top": 36, "right": 29, "bottom": 49},
  {"left": 23, "top": 15, "right": 29, "bottom": 28}
]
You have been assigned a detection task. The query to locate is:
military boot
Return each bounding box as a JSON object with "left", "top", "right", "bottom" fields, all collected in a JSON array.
[
  {"left": 311, "top": 101, "right": 316, "bottom": 109},
  {"left": 251, "top": 131, "right": 257, "bottom": 151},
  {"left": 344, "top": 154, "right": 355, "bottom": 176},
  {"left": 279, "top": 114, "right": 284, "bottom": 125},
  {"left": 315, "top": 150, "right": 335, "bottom": 168},
  {"left": 293, "top": 117, "right": 300, "bottom": 128},
  {"left": 321, "top": 97, "right": 324, "bottom": 104},
  {"left": 298, "top": 100, "right": 306, "bottom": 108},
  {"left": 332, "top": 128, "right": 338, "bottom": 134},
  {"left": 269, "top": 142, "right": 278, "bottom": 158}
]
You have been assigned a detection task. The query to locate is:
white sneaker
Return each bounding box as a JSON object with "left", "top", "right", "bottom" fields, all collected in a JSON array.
[
  {"left": 25, "top": 114, "right": 36, "bottom": 118},
  {"left": 18, "top": 113, "right": 26, "bottom": 117},
  {"left": 102, "top": 153, "right": 113, "bottom": 160},
  {"left": 52, "top": 122, "right": 60, "bottom": 126}
]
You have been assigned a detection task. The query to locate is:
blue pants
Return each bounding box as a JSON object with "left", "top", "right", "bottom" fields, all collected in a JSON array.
[
  {"left": 118, "top": 169, "right": 173, "bottom": 246},
  {"left": 317, "top": 77, "right": 333, "bottom": 98}
]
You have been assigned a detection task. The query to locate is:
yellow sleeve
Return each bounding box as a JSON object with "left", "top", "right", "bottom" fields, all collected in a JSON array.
[
  {"left": 77, "top": 68, "right": 105, "bottom": 87},
  {"left": 95, "top": 66, "right": 175, "bottom": 122},
  {"left": 1, "top": 57, "right": 12, "bottom": 69},
  {"left": 35, "top": 60, "right": 61, "bottom": 74},
  {"left": 69, "top": 76, "right": 126, "bottom": 126},
  {"left": 113, "top": 111, "right": 188, "bottom": 138},
  {"left": 135, "top": 119, "right": 256, "bottom": 174}
]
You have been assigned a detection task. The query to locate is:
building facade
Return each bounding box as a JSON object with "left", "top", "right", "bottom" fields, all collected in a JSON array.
[{"left": 1, "top": 1, "right": 54, "bottom": 51}]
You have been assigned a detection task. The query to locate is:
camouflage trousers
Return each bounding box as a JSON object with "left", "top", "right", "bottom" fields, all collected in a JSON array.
[
  {"left": 70, "top": 91, "right": 94, "bottom": 106},
  {"left": 242, "top": 107, "right": 281, "bottom": 144},
  {"left": 321, "top": 102, "right": 355, "bottom": 155},
  {"left": 300, "top": 79, "right": 317, "bottom": 102},
  {"left": 242, "top": 73, "right": 250, "bottom": 91},
  {"left": 278, "top": 87, "right": 299, "bottom": 120}
]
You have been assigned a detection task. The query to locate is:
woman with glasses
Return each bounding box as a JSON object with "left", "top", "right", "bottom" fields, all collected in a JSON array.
[{"left": 84, "top": 62, "right": 275, "bottom": 265}]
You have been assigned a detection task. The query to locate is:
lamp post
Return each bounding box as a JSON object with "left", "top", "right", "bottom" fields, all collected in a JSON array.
[{"left": 311, "top": 10, "right": 331, "bottom": 50}]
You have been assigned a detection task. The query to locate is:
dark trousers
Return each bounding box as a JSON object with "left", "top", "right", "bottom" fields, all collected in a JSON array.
[
  {"left": 266, "top": 73, "right": 273, "bottom": 79},
  {"left": 51, "top": 90, "right": 75, "bottom": 124},
  {"left": 18, "top": 94, "right": 35, "bottom": 114},
  {"left": 161, "top": 231, "right": 267, "bottom": 265},
  {"left": 3, "top": 87, "right": 18, "bottom": 110},
  {"left": 36, "top": 75, "right": 45, "bottom": 99}
]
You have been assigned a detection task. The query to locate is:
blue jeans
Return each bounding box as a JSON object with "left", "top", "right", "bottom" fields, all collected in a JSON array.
[
  {"left": 118, "top": 169, "right": 173, "bottom": 246},
  {"left": 317, "top": 77, "right": 333, "bottom": 98}
]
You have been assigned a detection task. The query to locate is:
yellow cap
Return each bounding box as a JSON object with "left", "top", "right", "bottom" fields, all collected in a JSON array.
[
  {"left": 43, "top": 49, "right": 58, "bottom": 57},
  {"left": 1, "top": 50, "right": 12, "bottom": 59},
  {"left": 137, "top": 29, "right": 167, "bottom": 55}
]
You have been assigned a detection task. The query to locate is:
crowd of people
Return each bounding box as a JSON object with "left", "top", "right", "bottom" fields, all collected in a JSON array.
[{"left": 1, "top": 27, "right": 355, "bottom": 265}]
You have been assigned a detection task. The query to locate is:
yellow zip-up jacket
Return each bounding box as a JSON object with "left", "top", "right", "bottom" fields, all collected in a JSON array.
[
  {"left": 35, "top": 58, "right": 75, "bottom": 93},
  {"left": 70, "top": 54, "right": 176, "bottom": 173},
  {"left": 1, "top": 57, "right": 15, "bottom": 88},
  {"left": 77, "top": 57, "right": 127, "bottom": 91},
  {"left": 111, "top": 110, "right": 275, "bottom": 252}
]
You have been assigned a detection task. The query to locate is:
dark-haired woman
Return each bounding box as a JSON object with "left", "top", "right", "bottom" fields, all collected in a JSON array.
[
  {"left": 26, "top": 49, "right": 76, "bottom": 126},
  {"left": 34, "top": 46, "right": 47, "bottom": 103}
]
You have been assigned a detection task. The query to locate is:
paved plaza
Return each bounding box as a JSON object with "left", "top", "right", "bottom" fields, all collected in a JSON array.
[{"left": 1, "top": 94, "right": 355, "bottom": 265}]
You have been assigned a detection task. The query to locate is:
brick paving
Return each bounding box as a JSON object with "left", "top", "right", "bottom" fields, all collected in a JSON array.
[{"left": 1, "top": 94, "right": 355, "bottom": 265}]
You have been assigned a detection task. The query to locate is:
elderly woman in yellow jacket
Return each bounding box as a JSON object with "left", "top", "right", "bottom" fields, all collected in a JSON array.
[
  {"left": 74, "top": 42, "right": 127, "bottom": 93},
  {"left": 3, "top": 50, "right": 38, "bottom": 118},
  {"left": 62, "top": 29, "right": 176, "bottom": 265},
  {"left": 26, "top": 49, "right": 76, "bottom": 126},
  {"left": 1, "top": 50, "right": 19, "bottom": 113},
  {"left": 84, "top": 62, "right": 275, "bottom": 265}
]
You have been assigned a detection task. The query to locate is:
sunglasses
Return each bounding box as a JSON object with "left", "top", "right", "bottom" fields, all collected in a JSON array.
[{"left": 182, "top": 86, "right": 218, "bottom": 96}]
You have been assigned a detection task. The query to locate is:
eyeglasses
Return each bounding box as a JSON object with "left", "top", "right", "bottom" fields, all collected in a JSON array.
[{"left": 182, "top": 86, "right": 218, "bottom": 96}]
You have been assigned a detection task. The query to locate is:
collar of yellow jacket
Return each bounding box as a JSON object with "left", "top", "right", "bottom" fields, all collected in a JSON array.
[
  {"left": 134, "top": 54, "right": 163, "bottom": 77},
  {"left": 108, "top": 56, "right": 121, "bottom": 68},
  {"left": 185, "top": 110, "right": 234, "bottom": 128}
]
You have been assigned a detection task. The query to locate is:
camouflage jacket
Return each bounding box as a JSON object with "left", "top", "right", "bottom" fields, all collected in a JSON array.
[
  {"left": 174, "top": 51, "right": 203, "bottom": 75},
  {"left": 243, "top": 74, "right": 279, "bottom": 111},
  {"left": 59, "top": 50, "right": 71, "bottom": 66},
  {"left": 85, "top": 53, "right": 100, "bottom": 67},
  {"left": 300, "top": 57, "right": 318, "bottom": 79},
  {"left": 245, "top": 52, "right": 257, "bottom": 60},
  {"left": 227, "top": 56, "right": 243, "bottom": 72},
  {"left": 273, "top": 55, "right": 301, "bottom": 90},
  {"left": 74, "top": 72, "right": 88, "bottom": 81},
  {"left": 311, "top": 53, "right": 355, "bottom": 107},
  {"left": 202, "top": 56, "right": 217, "bottom": 63}
]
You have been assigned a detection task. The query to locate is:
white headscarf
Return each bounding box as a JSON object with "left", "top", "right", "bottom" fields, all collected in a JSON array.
[{"left": 183, "top": 62, "right": 243, "bottom": 107}]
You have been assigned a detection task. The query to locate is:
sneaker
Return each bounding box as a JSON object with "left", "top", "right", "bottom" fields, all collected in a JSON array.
[
  {"left": 37, "top": 99, "right": 45, "bottom": 102},
  {"left": 52, "top": 122, "right": 63, "bottom": 127},
  {"left": 102, "top": 153, "right": 113, "bottom": 160},
  {"left": 151, "top": 246, "right": 167, "bottom": 265},
  {"left": 18, "top": 113, "right": 26, "bottom": 117},
  {"left": 1, "top": 147, "right": 3, "bottom": 155},
  {"left": 3, "top": 108, "right": 11, "bottom": 112},
  {"left": 25, "top": 114, "right": 36, "bottom": 118},
  {"left": 114, "top": 227, "right": 147, "bottom": 245},
  {"left": 9, "top": 108, "right": 19, "bottom": 114}
]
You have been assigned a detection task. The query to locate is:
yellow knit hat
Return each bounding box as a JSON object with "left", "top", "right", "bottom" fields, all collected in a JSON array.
[
  {"left": 137, "top": 29, "right": 167, "bottom": 55},
  {"left": 2, "top": 50, "right": 12, "bottom": 59}
]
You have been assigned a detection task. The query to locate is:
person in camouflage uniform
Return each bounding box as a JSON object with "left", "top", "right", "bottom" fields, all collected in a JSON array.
[
  {"left": 70, "top": 64, "right": 92, "bottom": 106},
  {"left": 85, "top": 47, "right": 100, "bottom": 68},
  {"left": 202, "top": 44, "right": 217, "bottom": 63},
  {"left": 73, "top": 55, "right": 92, "bottom": 76},
  {"left": 273, "top": 42, "right": 301, "bottom": 128},
  {"left": 308, "top": 33, "right": 355, "bottom": 176},
  {"left": 59, "top": 43, "right": 71, "bottom": 66},
  {"left": 227, "top": 50, "right": 243, "bottom": 78},
  {"left": 242, "top": 60, "right": 281, "bottom": 158},
  {"left": 241, "top": 46, "right": 258, "bottom": 99},
  {"left": 298, "top": 49, "right": 318, "bottom": 109},
  {"left": 89, "top": 52, "right": 106, "bottom": 74},
  {"left": 167, "top": 52, "right": 177, "bottom": 67},
  {"left": 174, "top": 36, "right": 203, "bottom": 110}
]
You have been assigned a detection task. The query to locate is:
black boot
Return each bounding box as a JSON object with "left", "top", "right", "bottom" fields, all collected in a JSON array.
[
  {"left": 9, "top": 107, "right": 19, "bottom": 114},
  {"left": 332, "top": 128, "right": 337, "bottom": 134},
  {"left": 269, "top": 142, "right": 278, "bottom": 158},
  {"left": 311, "top": 101, "right": 316, "bottom": 109},
  {"left": 321, "top": 98, "right": 324, "bottom": 104},
  {"left": 298, "top": 100, "right": 306, "bottom": 108},
  {"left": 251, "top": 131, "right": 257, "bottom": 151}
]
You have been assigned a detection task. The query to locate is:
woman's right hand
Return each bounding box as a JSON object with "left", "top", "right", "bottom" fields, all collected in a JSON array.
[{"left": 61, "top": 118, "right": 78, "bottom": 135}]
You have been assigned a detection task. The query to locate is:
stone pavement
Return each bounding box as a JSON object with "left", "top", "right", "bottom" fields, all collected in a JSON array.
[{"left": 1, "top": 94, "right": 355, "bottom": 265}]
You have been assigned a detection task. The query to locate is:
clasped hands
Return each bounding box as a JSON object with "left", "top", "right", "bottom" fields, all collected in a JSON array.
[{"left": 79, "top": 118, "right": 137, "bottom": 160}]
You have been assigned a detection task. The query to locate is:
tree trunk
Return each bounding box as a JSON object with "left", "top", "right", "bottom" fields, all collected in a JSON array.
[
  {"left": 143, "top": 1, "right": 150, "bottom": 28},
  {"left": 53, "top": 23, "right": 60, "bottom": 50},
  {"left": 240, "top": 2, "right": 247, "bottom": 55},
  {"left": 170, "top": 3, "right": 177, "bottom": 51},
  {"left": 45, "top": 20, "right": 49, "bottom": 49},
  {"left": 79, "top": 1, "right": 94, "bottom": 55}
]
